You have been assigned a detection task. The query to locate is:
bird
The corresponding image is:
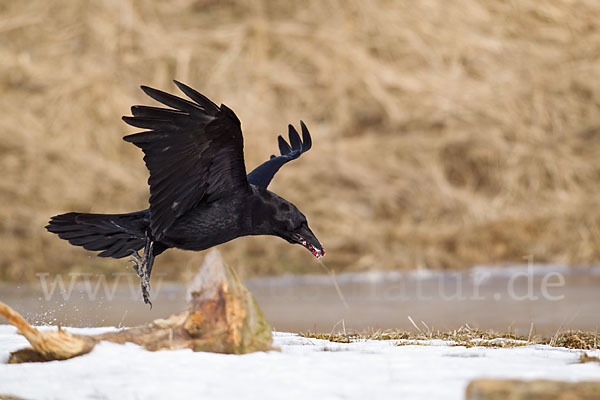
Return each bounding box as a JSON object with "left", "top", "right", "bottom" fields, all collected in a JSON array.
[{"left": 46, "top": 81, "right": 324, "bottom": 306}]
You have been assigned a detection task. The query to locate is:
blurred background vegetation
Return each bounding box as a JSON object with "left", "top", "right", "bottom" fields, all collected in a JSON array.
[{"left": 1, "top": 0, "right": 600, "bottom": 282}]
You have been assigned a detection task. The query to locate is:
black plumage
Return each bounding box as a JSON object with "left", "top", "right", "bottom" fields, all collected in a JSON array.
[{"left": 46, "top": 81, "right": 324, "bottom": 305}]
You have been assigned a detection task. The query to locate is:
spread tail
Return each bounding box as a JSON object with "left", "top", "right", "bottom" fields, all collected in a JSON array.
[{"left": 46, "top": 211, "right": 150, "bottom": 259}]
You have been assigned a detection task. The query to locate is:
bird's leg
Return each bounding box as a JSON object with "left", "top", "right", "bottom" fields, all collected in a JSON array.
[
  {"left": 140, "top": 240, "right": 154, "bottom": 308},
  {"left": 128, "top": 234, "right": 154, "bottom": 308},
  {"left": 128, "top": 238, "right": 149, "bottom": 279}
]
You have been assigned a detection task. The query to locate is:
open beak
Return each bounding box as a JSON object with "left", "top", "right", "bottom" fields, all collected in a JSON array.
[{"left": 293, "top": 225, "right": 325, "bottom": 259}]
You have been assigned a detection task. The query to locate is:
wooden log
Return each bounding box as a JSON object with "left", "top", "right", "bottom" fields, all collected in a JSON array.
[
  {"left": 0, "top": 301, "right": 96, "bottom": 363},
  {"left": 1, "top": 249, "right": 274, "bottom": 363}
]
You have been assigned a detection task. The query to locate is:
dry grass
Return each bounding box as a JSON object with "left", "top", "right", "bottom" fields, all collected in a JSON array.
[
  {"left": 301, "top": 326, "right": 600, "bottom": 350},
  {"left": 1, "top": 0, "right": 600, "bottom": 281}
]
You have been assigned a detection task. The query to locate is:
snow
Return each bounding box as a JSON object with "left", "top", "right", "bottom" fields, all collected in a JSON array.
[{"left": 0, "top": 325, "right": 598, "bottom": 400}]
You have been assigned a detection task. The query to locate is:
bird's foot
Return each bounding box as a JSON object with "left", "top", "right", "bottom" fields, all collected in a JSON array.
[
  {"left": 128, "top": 249, "right": 153, "bottom": 308},
  {"left": 129, "top": 251, "right": 142, "bottom": 275}
]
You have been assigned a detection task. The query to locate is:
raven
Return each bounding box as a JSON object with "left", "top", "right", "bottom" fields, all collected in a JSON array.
[{"left": 46, "top": 81, "right": 324, "bottom": 306}]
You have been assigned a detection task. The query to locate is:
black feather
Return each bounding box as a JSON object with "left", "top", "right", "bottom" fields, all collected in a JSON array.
[
  {"left": 173, "top": 80, "right": 219, "bottom": 114},
  {"left": 247, "top": 121, "right": 314, "bottom": 189},
  {"left": 278, "top": 135, "right": 292, "bottom": 155},
  {"left": 140, "top": 86, "right": 203, "bottom": 116}
]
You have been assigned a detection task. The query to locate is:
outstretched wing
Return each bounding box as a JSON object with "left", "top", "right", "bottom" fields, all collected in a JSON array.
[
  {"left": 122, "top": 81, "right": 249, "bottom": 240},
  {"left": 247, "top": 121, "right": 312, "bottom": 189}
]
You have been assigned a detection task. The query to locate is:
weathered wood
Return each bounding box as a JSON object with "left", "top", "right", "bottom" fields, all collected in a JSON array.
[
  {"left": 96, "top": 249, "right": 274, "bottom": 354},
  {"left": 0, "top": 301, "right": 96, "bottom": 363},
  {"left": 466, "top": 379, "right": 600, "bottom": 400},
  {"left": 1, "top": 249, "right": 274, "bottom": 363}
]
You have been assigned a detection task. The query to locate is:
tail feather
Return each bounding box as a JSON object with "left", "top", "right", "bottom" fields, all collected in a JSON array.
[{"left": 46, "top": 211, "right": 150, "bottom": 259}]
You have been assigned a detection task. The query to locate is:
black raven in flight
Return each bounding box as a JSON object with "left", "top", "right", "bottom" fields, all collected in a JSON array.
[{"left": 46, "top": 81, "right": 324, "bottom": 306}]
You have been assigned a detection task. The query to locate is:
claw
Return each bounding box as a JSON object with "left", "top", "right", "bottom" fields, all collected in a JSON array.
[
  {"left": 127, "top": 245, "right": 154, "bottom": 307},
  {"left": 128, "top": 250, "right": 143, "bottom": 276},
  {"left": 129, "top": 250, "right": 142, "bottom": 263},
  {"left": 130, "top": 253, "right": 147, "bottom": 279}
]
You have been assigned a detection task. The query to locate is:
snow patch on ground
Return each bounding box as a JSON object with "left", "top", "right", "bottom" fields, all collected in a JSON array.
[{"left": 0, "top": 325, "right": 598, "bottom": 400}]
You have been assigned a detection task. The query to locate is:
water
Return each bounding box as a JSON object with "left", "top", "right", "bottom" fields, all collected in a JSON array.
[{"left": 1, "top": 264, "right": 599, "bottom": 335}]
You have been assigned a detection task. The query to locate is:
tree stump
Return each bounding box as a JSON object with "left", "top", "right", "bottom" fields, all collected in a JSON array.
[{"left": 2, "top": 249, "right": 275, "bottom": 363}]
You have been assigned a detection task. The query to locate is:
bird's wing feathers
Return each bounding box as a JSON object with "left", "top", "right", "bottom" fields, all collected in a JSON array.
[
  {"left": 247, "top": 121, "right": 312, "bottom": 189},
  {"left": 123, "top": 81, "right": 248, "bottom": 240}
]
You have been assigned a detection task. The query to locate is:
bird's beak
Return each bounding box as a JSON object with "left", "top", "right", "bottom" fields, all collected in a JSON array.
[{"left": 293, "top": 225, "right": 325, "bottom": 259}]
